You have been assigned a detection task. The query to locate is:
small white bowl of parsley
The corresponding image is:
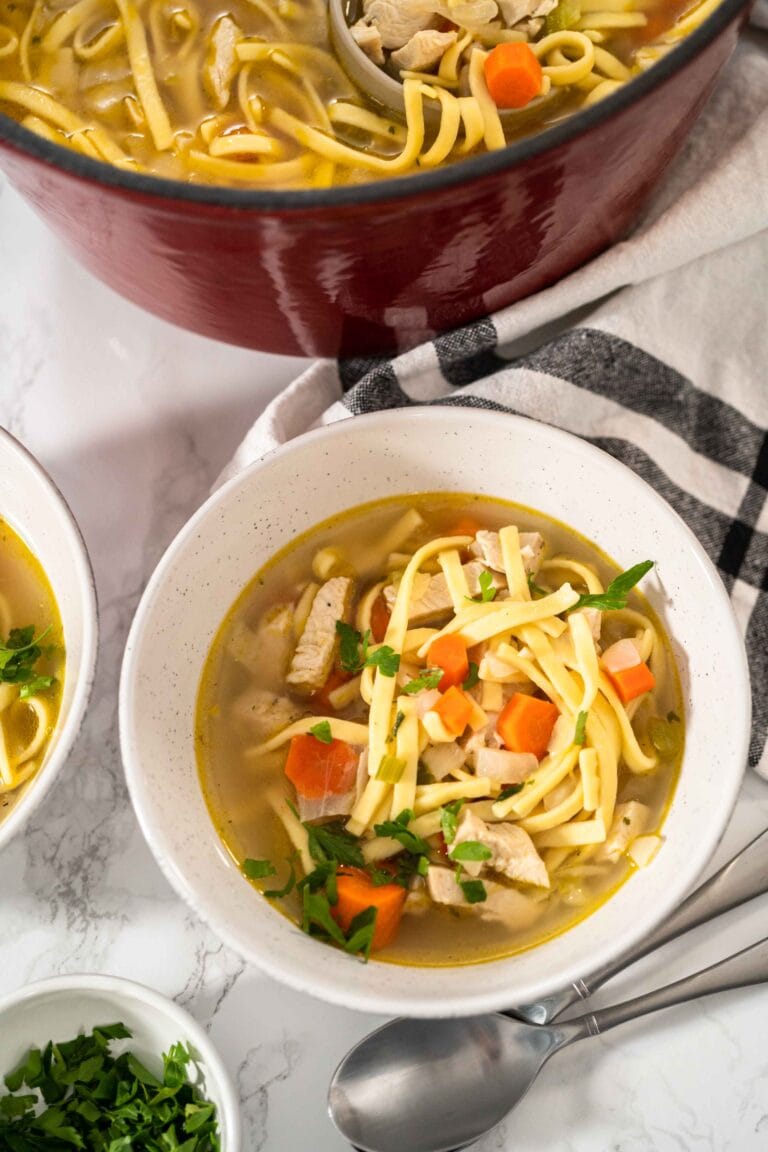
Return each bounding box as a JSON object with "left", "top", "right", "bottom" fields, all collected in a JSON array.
[{"left": 0, "top": 974, "right": 241, "bottom": 1150}]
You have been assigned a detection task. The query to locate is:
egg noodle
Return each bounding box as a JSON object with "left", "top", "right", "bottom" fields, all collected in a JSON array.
[{"left": 0, "top": 0, "right": 720, "bottom": 186}]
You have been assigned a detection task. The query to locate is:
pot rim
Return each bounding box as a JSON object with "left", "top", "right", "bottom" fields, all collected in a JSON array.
[{"left": 0, "top": 0, "right": 748, "bottom": 211}]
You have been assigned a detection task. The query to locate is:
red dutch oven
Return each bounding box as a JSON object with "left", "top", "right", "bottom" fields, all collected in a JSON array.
[{"left": 0, "top": 0, "right": 751, "bottom": 359}]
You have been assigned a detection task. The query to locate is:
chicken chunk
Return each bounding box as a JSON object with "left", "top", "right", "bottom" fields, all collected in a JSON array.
[
  {"left": 286, "top": 576, "right": 353, "bottom": 695},
  {"left": 362, "top": 0, "right": 435, "bottom": 49},
  {"left": 390, "top": 28, "right": 457, "bottom": 71},
  {"left": 470, "top": 530, "right": 545, "bottom": 576},
  {"left": 426, "top": 866, "right": 542, "bottom": 926},
  {"left": 203, "top": 14, "right": 242, "bottom": 111},
  {"left": 350, "top": 18, "right": 385, "bottom": 64},
  {"left": 228, "top": 604, "right": 294, "bottom": 680},
  {"left": 596, "top": 801, "right": 649, "bottom": 863},
  {"left": 230, "top": 688, "right": 304, "bottom": 741},
  {"left": 498, "top": 0, "right": 556, "bottom": 25},
  {"left": 383, "top": 561, "right": 505, "bottom": 625},
  {"left": 453, "top": 808, "right": 550, "bottom": 887}
]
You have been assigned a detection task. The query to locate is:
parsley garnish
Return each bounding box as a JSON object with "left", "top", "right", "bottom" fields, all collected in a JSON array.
[
  {"left": 264, "top": 860, "right": 297, "bottom": 899},
  {"left": 527, "top": 574, "right": 549, "bottom": 598},
  {"left": 466, "top": 571, "right": 497, "bottom": 603},
  {"left": 335, "top": 621, "right": 400, "bottom": 677},
  {"left": 574, "top": 710, "right": 588, "bottom": 746},
  {"left": 305, "top": 820, "right": 365, "bottom": 867},
  {"left": 460, "top": 879, "right": 488, "bottom": 904},
  {"left": 374, "top": 809, "right": 430, "bottom": 855},
  {"left": 402, "top": 667, "right": 442, "bottom": 694},
  {"left": 463, "top": 661, "right": 480, "bottom": 690},
  {"left": 344, "top": 906, "right": 378, "bottom": 960},
  {"left": 449, "top": 840, "right": 492, "bottom": 863},
  {"left": 388, "top": 710, "right": 406, "bottom": 742},
  {"left": 243, "top": 858, "right": 277, "bottom": 879},
  {"left": 0, "top": 1024, "right": 219, "bottom": 1149},
  {"left": 417, "top": 855, "right": 430, "bottom": 877},
  {"left": 0, "top": 625, "right": 57, "bottom": 699},
  {"left": 440, "top": 799, "right": 464, "bottom": 844},
  {"left": 497, "top": 783, "right": 525, "bottom": 802},
  {"left": 571, "top": 561, "right": 654, "bottom": 612},
  {"left": 309, "top": 720, "right": 333, "bottom": 744}
]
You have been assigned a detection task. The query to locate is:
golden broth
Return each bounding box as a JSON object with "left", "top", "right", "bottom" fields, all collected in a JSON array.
[
  {"left": 0, "top": 518, "right": 64, "bottom": 824},
  {"left": 197, "top": 493, "right": 682, "bottom": 967},
  {"left": 0, "top": 0, "right": 716, "bottom": 187}
]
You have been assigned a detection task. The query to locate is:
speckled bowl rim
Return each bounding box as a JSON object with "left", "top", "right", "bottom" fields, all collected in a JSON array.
[
  {"left": 120, "top": 408, "right": 749, "bottom": 1017},
  {"left": 0, "top": 973, "right": 242, "bottom": 1150},
  {"left": 0, "top": 427, "right": 99, "bottom": 854}
]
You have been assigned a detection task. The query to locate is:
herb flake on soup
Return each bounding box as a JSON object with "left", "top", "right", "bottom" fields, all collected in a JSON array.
[
  {"left": 196, "top": 494, "right": 683, "bottom": 966},
  {"left": 0, "top": 518, "right": 65, "bottom": 822}
]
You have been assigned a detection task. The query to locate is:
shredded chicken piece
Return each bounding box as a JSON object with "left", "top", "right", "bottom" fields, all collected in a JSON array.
[
  {"left": 350, "top": 18, "right": 385, "bottom": 64},
  {"left": 391, "top": 28, "right": 457, "bottom": 71},
  {"left": 286, "top": 576, "right": 353, "bottom": 695},
  {"left": 203, "top": 14, "right": 242, "bottom": 111},
  {"left": 498, "top": 0, "right": 556, "bottom": 25},
  {"left": 596, "top": 801, "right": 650, "bottom": 863},
  {"left": 454, "top": 808, "right": 550, "bottom": 887}
]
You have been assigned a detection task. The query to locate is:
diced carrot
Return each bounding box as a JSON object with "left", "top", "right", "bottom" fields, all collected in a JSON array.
[
  {"left": 284, "top": 734, "right": 358, "bottom": 798},
  {"left": 484, "top": 42, "right": 543, "bottom": 110},
  {"left": 446, "top": 516, "right": 481, "bottom": 538},
  {"left": 370, "top": 592, "right": 391, "bottom": 644},
  {"left": 332, "top": 867, "right": 407, "bottom": 951},
  {"left": 433, "top": 685, "right": 474, "bottom": 737},
  {"left": 607, "top": 661, "right": 656, "bottom": 704},
  {"left": 311, "top": 667, "right": 352, "bottom": 711},
  {"left": 429, "top": 634, "right": 470, "bottom": 691},
  {"left": 497, "top": 693, "right": 559, "bottom": 759}
]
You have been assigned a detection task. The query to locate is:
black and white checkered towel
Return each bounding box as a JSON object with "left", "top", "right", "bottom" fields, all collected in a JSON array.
[{"left": 223, "top": 31, "right": 768, "bottom": 779}]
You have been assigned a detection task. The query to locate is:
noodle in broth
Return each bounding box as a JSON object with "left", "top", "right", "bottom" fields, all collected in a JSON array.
[{"left": 0, "top": 0, "right": 722, "bottom": 186}]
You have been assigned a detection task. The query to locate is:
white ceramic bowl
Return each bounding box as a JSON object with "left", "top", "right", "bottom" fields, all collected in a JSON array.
[
  {"left": 0, "top": 427, "right": 98, "bottom": 851},
  {"left": 0, "top": 974, "right": 241, "bottom": 1149},
  {"left": 120, "top": 409, "right": 749, "bottom": 1018}
]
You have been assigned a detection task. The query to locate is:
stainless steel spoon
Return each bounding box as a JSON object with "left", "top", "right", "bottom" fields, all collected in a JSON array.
[
  {"left": 515, "top": 825, "right": 768, "bottom": 1023},
  {"left": 329, "top": 935, "right": 768, "bottom": 1152}
]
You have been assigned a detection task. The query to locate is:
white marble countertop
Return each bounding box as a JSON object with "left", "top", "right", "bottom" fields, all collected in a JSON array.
[{"left": 2, "top": 172, "right": 768, "bottom": 1152}]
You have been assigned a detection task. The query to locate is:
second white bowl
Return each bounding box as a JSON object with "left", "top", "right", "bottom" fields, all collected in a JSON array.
[{"left": 120, "top": 408, "right": 749, "bottom": 1017}]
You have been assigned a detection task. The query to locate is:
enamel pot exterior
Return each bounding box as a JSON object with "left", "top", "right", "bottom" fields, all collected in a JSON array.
[{"left": 0, "top": 4, "right": 747, "bottom": 358}]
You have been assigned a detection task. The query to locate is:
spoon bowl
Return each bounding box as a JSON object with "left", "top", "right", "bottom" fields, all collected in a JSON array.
[{"left": 329, "top": 1014, "right": 575, "bottom": 1152}]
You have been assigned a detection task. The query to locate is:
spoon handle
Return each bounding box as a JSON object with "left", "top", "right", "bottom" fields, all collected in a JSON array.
[
  {"left": 583, "top": 934, "right": 768, "bottom": 1036},
  {"left": 513, "top": 827, "right": 768, "bottom": 1024}
]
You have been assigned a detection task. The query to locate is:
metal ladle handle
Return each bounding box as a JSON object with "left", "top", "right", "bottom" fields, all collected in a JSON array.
[{"left": 515, "top": 828, "right": 768, "bottom": 1024}]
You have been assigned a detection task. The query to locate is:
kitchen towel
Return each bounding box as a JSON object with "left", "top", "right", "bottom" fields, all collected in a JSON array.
[{"left": 221, "top": 30, "right": 768, "bottom": 780}]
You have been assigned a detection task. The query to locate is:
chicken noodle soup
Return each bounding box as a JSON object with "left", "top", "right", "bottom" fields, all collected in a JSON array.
[
  {"left": 0, "top": 518, "right": 64, "bottom": 823},
  {"left": 197, "top": 494, "right": 683, "bottom": 966},
  {"left": 0, "top": 0, "right": 722, "bottom": 187}
]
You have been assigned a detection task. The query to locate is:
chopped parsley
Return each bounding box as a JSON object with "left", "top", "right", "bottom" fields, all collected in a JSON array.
[
  {"left": 243, "top": 858, "right": 277, "bottom": 879},
  {"left": 373, "top": 809, "right": 430, "bottom": 855},
  {"left": 574, "top": 710, "right": 588, "bottom": 746},
  {"left": 305, "top": 820, "right": 365, "bottom": 867},
  {"left": 460, "top": 879, "right": 488, "bottom": 904},
  {"left": 449, "top": 840, "right": 493, "bottom": 863},
  {"left": 0, "top": 1025, "right": 219, "bottom": 1149},
  {"left": 309, "top": 720, "right": 333, "bottom": 744},
  {"left": 343, "top": 906, "right": 378, "bottom": 961},
  {"left": 402, "top": 668, "right": 442, "bottom": 694},
  {"left": 335, "top": 621, "right": 400, "bottom": 677},
  {"left": 463, "top": 661, "right": 480, "bottom": 690},
  {"left": 440, "top": 799, "right": 464, "bottom": 844},
  {"left": 527, "top": 574, "right": 549, "bottom": 599},
  {"left": 497, "top": 783, "right": 525, "bottom": 802},
  {"left": 388, "top": 710, "right": 406, "bottom": 742},
  {"left": 571, "top": 561, "right": 654, "bottom": 612},
  {"left": 417, "top": 855, "right": 430, "bottom": 877},
  {"left": 0, "top": 625, "right": 57, "bottom": 699},
  {"left": 466, "top": 570, "right": 497, "bottom": 603}
]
